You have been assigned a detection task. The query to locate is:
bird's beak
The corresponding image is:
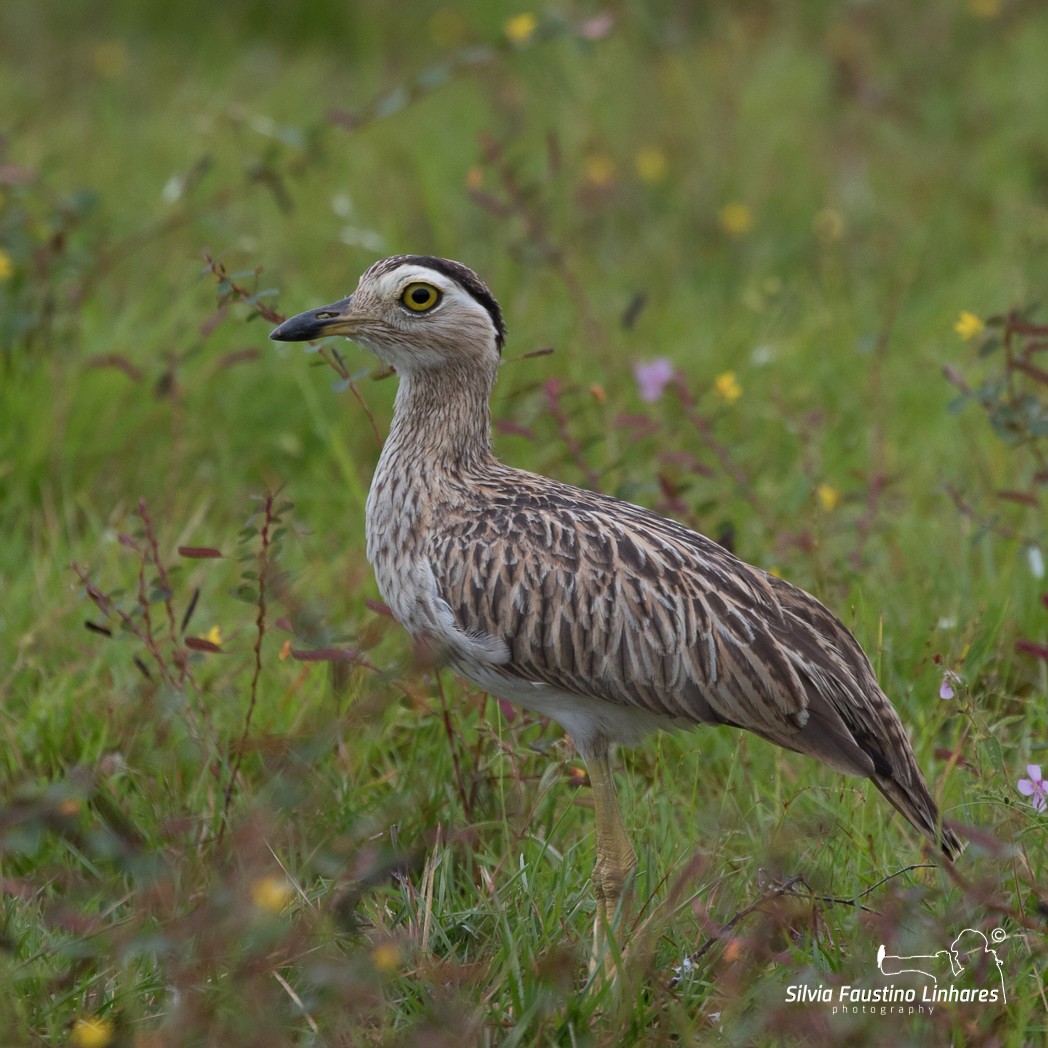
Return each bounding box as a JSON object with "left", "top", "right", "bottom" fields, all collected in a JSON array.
[{"left": 269, "top": 296, "right": 355, "bottom": 342}]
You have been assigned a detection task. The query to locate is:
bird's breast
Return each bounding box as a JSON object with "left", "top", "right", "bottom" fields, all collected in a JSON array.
[{"left": 365, "top": 453, "right": 451, "bottom": 636}]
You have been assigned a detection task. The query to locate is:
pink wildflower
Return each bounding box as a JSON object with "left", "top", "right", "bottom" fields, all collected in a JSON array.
[
  {"left": 1017, "top": 765, "right": 1047, "bottom": 811},
  {"left": 633, "top": 358, "right": 674, "bottom": 402}
]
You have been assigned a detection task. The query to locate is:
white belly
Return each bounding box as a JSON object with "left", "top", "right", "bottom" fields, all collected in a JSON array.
[{"left": 449, "top": 655, "right": 686, "bottom": 758}]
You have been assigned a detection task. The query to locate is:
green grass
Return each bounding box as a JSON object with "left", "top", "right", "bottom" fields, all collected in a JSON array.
[{"left": 2, "top": 1, "right": 1047, "bottom": 1045}]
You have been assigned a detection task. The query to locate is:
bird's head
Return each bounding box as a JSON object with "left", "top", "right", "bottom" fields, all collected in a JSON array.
[{"left": 269, "top": 255, "right": 506, "bottom": 374}]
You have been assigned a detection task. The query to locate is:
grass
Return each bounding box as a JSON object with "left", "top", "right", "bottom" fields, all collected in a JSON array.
[{"left": 1, "top": 1, "right": 1047, "bottom": 1044}]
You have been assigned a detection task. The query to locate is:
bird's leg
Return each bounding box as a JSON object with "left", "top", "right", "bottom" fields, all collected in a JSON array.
[{"left": 584, "top": 746, "right": 637, "bottom": 979}]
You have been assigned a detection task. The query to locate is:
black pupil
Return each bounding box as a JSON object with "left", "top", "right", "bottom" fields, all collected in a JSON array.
[{"left": 411, "top": 287, "right": 432, "bottom": 305}]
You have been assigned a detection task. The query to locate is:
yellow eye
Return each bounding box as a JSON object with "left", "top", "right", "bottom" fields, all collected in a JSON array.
[{"left": 401, "top": 282, "right": 441, "bottom": 312}]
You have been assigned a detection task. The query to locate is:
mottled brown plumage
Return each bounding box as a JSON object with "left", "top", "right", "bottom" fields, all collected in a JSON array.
[{"left": 271, "top": 255, "right": 961, "bottom": 967}]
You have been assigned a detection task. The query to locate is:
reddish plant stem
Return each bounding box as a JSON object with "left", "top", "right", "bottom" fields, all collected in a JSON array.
[
  {"left": 138, "top": 499, "right": 187, "bottom": 684},
  {"left": 219, "top": 492, "right": 275, "bottom": 838},
  {"left": 543, "top": 378, "right": 602, "bottom": 490},
  {"left": 673, "top": 378, "right": 763, "bottom": 518}
]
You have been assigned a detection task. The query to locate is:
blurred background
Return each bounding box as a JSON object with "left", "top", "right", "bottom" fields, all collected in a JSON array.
[
  {"left": 3, "top": 0, "right": 1047, "bottom": 555},
  {"left": 2, "top": 1, "right": 1047, "bottom": 1045}
]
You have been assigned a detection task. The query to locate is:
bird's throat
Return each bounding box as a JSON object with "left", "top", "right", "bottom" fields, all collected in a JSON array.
[{"left": 384, "top": 364, "right": 497, "bottom": 475}]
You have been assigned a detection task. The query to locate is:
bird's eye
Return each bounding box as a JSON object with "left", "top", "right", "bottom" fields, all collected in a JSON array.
[{"left": 401, "top": 282, "right": 441, "bottom": 313}]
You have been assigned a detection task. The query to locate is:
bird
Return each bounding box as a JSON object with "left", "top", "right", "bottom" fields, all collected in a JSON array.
[{"left": 270, "top": 254, "right": 962, "bottom": 972}]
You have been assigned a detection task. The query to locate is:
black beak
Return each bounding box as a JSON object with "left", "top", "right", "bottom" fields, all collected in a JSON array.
[{"left": 269, "top": 296, "right": 354, "bottom": 342}]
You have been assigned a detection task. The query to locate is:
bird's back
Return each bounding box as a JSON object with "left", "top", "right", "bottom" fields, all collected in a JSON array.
[{"left": 370, "top": 460, "right": 960, "bottom": 858}]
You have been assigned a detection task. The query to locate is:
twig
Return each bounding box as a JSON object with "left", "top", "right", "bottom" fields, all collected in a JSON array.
[
  {"left": 470, "top": 132, "right": 601, "bottom": 345},
  {"left": 944, "top": 481, "right": 1027, "bottom": 544},
  {"left": 344, "top": 371, "right": 384, "bottom": 447},
  {"left": 137, "top": 499, "right": 187, "bottom": 683},
  {"left": 219, "top": 492, "right": 276, "bottom": 836},
  {"left": 777, "top": 863, "right": 936, "bottom": 914},
  {"left": 73, "top": 538, "right": 220, "bottom": 770},
  {"left": 209, "top": 254, "right": 386, "bottom": 448},
  {"left": 74, "top": 561, "right": 178, "bottom": 691},
  {"left": 672, "top": 863, "right": 938, "bottom": 986},
  {"left": 543, "top": 378, "right": 602, "bottom": 490},
  {"left": 673, "top": 874, "right": 807, "bottom": 980},
  {"left": 673, "top": 378, "right": 764, "bottom": 518}
]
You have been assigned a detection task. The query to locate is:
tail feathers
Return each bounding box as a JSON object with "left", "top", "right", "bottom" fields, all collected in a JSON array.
[
  {"left": 777, "top": 690, "right": 963, "bottom": 859},
  {"left": 872, "top": 771, "right": 963, "bottom": 861}
]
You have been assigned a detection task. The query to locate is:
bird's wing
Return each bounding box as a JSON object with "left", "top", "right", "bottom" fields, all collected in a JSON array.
[{"left": 427, "top": 476, "right": 888, "bottom": 768}]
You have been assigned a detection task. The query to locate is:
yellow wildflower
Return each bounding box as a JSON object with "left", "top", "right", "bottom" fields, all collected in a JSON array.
[
  {"left": 583, "top": 153, "right": 616, "bottom": 188},
  {"left": 0, "top": 249, "right": 14, "bottom": 282},
  {"left": 504, "top": 13, "right": 538, "bottom": 44},
  {"left": 816, "top": 483, "right": 841, "bottom": 511},
  {"left": 250, "top": 875, "right": 292, "bottom": 913},
  {"left": 713, "top": 371, "right": 742, "bottom": 404},
  {"left": 372, "top": 942, "right": 402, "bottom": 972},
  {"left": 206, "top": 625, "right": 223, "bottom": 646},
  {"left": 635, "top": 147, "right": 668, "bottom": 183},
  {"left": 717, "top": 202, "right": 753, "bottom": 236},
  {"left": 954, "top": 311, "right": 984, "bottom": 341},
  {"left": 71, "top": 1017, "right": 115, "bottom": 1048}
]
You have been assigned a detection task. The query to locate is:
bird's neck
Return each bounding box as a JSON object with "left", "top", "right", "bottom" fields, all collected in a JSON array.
[
  {"left": 366, "top": 362, "right": 498, "bottom": 603},
  {"left": 382, "top": 361, "right": 498, "bottom": 478}
]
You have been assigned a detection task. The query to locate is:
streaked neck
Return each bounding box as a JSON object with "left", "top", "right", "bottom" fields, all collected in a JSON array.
[{"left": 383, "top": 361, "right": 498, "bottom": 475}]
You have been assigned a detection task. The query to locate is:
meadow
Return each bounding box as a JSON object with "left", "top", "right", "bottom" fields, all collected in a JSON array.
[{"left": 1, "top": 1, "right": 1047, "bottom": 1044}]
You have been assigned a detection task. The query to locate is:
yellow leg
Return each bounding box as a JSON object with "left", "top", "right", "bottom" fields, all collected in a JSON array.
[{"left": 585, "top": 747, "right": 637, "bottom": 979}]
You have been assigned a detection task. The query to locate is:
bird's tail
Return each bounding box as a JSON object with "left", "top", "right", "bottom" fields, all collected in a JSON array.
[{"left": 872, "top": 764, "right": 963, "bottom": 860}]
